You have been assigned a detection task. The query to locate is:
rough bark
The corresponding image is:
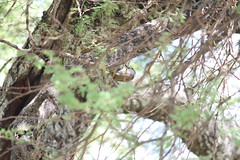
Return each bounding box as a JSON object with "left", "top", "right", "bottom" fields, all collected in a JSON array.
[
  {"left": 125, "top": 83, "right": 240, "bottom": 159},
  {"left": 1, "top": 0, "right": 240, "bottom": 159},
  {"left": 0, "top": 0, "right": 74, "bottom": 159}
]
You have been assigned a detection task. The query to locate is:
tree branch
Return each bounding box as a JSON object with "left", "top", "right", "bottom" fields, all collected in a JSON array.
[
  {"left": 1, "top": 0, "right": 240, "bottom": 159},
  {"left": 0, "top": 39, "right": 30, "bottom": 52},
  {"left": 124, "top": 83, "right": 240, "bottom": 159}
]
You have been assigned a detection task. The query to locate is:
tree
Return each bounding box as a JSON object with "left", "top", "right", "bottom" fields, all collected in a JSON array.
[{"left": 0, "top": 0, "right": 240, "bottom": 159}]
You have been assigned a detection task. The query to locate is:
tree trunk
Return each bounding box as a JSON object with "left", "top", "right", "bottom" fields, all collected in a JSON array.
[{"left": 1, "top": 0, "right": 240, "bottom": 159}]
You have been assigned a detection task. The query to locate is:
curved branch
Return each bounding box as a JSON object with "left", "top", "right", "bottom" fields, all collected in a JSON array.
[{"left": 124, "top": 84, "right": 240, "bottom": 159}]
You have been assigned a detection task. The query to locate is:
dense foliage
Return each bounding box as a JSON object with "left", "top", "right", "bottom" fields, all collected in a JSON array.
[{"left": 1, "top": 0, "right": 240, "bottom": 159}]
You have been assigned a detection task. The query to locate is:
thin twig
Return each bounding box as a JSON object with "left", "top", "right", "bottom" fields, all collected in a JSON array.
[
  {"left": 0, "top": 39, "right": 30, "bottom": 52},
  {"left": 4, "top": 0, "right": 17, "bottom": 17},
  {"left": 0, "top": 57, "right": 14, "bottom": 73},
  {"left": 25, "top": 0, "right": 36, "bottom": 46}
]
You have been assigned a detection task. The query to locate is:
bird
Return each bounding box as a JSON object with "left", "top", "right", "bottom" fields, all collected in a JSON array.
[{"left": 111, "top": 65, "right": 136, "bottom": 82}]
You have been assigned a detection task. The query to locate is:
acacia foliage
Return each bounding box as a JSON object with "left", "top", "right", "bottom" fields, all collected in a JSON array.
[{"left": 0, "top": 0, "right": 240, "bottom": 159}]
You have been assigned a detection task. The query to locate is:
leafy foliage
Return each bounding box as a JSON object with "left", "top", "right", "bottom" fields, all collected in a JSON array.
[{"left": 1, "top": 0, "right": 240, "bottom": 159}]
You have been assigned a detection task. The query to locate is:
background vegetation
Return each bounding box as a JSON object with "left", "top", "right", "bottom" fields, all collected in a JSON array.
[{"left": 1, "top": 0, "right": 240, "bottom": 159}]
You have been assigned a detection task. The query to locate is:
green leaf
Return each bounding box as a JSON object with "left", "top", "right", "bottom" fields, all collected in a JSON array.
[
  {"left": 62, "top": 115, "right": 72, "bottom": 120},
  {"left": 235, "top": 5, "right": 240, "bottom": 13}
]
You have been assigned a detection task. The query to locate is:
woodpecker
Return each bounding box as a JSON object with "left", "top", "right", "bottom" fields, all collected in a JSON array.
[{"left": 111, "top": 65, "right": 135, "bottom": 82}]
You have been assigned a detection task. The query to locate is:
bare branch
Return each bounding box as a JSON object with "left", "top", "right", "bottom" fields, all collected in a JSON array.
[{"left": 0, "top": 39, "right": 30, "bottom": 52}]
